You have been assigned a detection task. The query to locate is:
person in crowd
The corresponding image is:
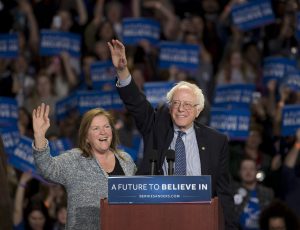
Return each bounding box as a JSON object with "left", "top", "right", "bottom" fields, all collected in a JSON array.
[
  {"left": 52, "top": 200, "right": 67, "bottom": 230},
  {"left": 141, "top": 0, "right": 180, "bottom": 41},
  {"left": 32, "top": 103, "right": 136, "bottom": 229},
  {"left": 24, "top": 71, "right": 58, "bottom": 115},
  {"left": 233, "top": 158, "right": 274, "bottom": 230},
  {"left": 43, "top": 184, "right": 66, "bottom": 219},
  {"left": 0, "top": 135, "right": 13, "bottom": 229},
  {"left": 264, "top": 0, "right": 298, "bottom": 57},
  {"left": 215, "top": 47, "right": 256, "bottom": 86},
  {"left": 18, "top": 107, "right": 34, "bottom": 138},
  {"left": 13, "top": 0, "right": 40, "bottom": 56},
  {"left": 25, "top": 71, "right": 59, "bottom": 137},
  {"left": 46, "top": 52, "right": 79, "bottom": 99},
  {"left": 11, "top": 54, "right": 36, "bottom": 106},
  {"left": 259, "top": 199, "right": 300, "bottom": 230},
  {"left": 108, "top": 39, "right": 237, "bottom": 230},
  {"left": 13, "top": 171, "right": 53, "bottom": 230},
  {"left": 281, "top": 128, "right": 300, "bottom": 218},
  {"left": 229, "top": 126, "right": 273, "bottom": 183},
  {"left": 0, "top": 59, "right": 14, "bottom": 98}
]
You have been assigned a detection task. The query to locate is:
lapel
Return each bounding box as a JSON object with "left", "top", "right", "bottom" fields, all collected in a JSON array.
[
  {"left": 194, "top": 124, "right": 211, "bottom": 175},
  {"left": 159, "top": 126, "right": 174, "bottom": 166}
]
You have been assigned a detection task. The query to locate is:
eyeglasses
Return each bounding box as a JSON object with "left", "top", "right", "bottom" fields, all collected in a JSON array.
[{"left": 170, "top": 100, "right": 199, "bottom": 111}]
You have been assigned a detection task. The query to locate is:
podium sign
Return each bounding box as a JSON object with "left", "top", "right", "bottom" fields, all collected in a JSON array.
[{"left": 108, "top": 175, "right": 211, "bottom": 204}]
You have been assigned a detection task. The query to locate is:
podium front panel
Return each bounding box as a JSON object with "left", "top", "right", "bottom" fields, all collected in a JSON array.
[{"left": 100, "top": 198, "right": 224, "bottom": 230}]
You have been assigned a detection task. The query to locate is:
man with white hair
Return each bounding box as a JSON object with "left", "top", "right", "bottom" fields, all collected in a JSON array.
[{"left": 108, "top": 39, "right": 237, "bottom": 230}]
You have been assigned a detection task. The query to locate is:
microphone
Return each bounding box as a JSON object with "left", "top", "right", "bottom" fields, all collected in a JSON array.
[
  {"left": 166, "top": 149, "right": 175, "bottom": 175},
  {"left": 149, "top": 150, "right": 158, "bottom": 175}
]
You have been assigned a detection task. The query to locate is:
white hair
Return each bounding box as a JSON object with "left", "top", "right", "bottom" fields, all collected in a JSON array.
[{"left": 166, "top": 81, "right": 205, "bottom": 112}]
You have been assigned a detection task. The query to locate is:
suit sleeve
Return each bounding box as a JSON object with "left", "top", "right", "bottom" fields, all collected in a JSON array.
[{"left": 117, "top": 79, "right": 156, "bottom": 137}]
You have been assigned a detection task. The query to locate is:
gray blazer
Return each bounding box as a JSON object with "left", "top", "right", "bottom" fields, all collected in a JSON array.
[{"left": 33, "top": 142, "right": 136, "bottom": 230}]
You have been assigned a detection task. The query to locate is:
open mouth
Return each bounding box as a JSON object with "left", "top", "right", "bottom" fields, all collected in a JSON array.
[{"left": 99, "top": 137, "right": 108, "bottom": 142}]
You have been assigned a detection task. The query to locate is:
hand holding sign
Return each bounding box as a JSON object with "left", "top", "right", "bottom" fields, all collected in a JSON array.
[
  {"left": 32, "top": 103, "right": 50, "bottom": 149},
  {"left": 107, "top": 39, "right": 129, "bottom": 80}
]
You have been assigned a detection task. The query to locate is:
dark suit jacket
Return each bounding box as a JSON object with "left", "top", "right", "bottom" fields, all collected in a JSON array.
[{"left": 117, "top": 79, "right": 238, "bottom": 229}]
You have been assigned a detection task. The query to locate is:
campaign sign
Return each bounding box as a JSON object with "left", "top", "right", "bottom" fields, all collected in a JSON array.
[
  {"left": 159, "top": 42, "right": 200, "bottom": 72},
  {"left": 49, "top": 138, "right": 73, "bottom": 157},
  {"left": 111, "top": 91, "right": 124, "bottom": 110},
  {"left": 40, "top": 30, "right": 81, "bottom": 57},
  {"left": 0, "top": 97, "right": 18, "bottom": 127},
  {"left": 108, "top": 176, "right": 211, "bottom": 204},
  {"left": 90, "top": 61, "right": 116, "bottom": 91},
  {"left": 210, "top": 108, "right": 250, "bottom": 140},
  {"left": 77, "top": 90, "right": 124, "bottom": 114},
  {"left": 263, "top": 57, "right": 297, "bottom": 84},
  {"left": 0, "top": 127, "right": 20, "bottom": 155},
  {"left": 77, "top": 91, "right": 112, "bottom": 114},
  {"left": 281, "top": 105, "right": 300, "bottom": 136},
  {"left": 122, "top": 18, "right": 160, "bottom": 45},
  {"left": 231, "top": 0, "right": 275, "bottom": 31},
  {"left": 55, "top": 92, "right": 78, "bottom": 121},
  {"left": 213, "top": 84, "right": 255, "bottom": 108},
  {"left": 282, "top": 69, "right": 300, "bottom": 92},
  {"left": 144, "top": 81, "right": 174, "bottom": 108},
  {"left": 8, "top": 136, "right": 36, "bottom": 173},
  {"left": 0, "top": 33, "right": 18, "bottom": 58}
]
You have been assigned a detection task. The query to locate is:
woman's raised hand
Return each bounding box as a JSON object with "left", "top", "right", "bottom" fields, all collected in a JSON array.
[{"left": 32, "top": 103, "right": 50, "bottom": 148}]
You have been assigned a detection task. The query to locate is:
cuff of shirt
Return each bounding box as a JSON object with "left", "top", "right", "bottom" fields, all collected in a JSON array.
[
  {"left": 116, "top": 75, "right": 132, "bottom": 87},
  {"left": 32, "top": 139, "right": 49, "bottom": 152}
]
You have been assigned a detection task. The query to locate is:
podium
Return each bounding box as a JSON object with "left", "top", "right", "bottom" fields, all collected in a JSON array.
[{"left": 100, "top": 197, "right": 224, "bottom": 230}]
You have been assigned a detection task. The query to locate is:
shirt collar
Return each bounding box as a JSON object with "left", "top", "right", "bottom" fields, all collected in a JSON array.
[{"left": 173, "top": 123, "right": 194, "bottom": 135}]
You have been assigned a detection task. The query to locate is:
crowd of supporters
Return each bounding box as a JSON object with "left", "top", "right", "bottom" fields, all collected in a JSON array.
[{"left": 1, "top": 0, "right": 300, "bottom": 229}]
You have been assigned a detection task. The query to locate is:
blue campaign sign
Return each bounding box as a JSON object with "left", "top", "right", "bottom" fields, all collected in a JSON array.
[
  {"left": 144, "top": 81, "right": 174, "bottom": 108},
  {"left": 111, "top": 91, "right": 124, "bottom": 110},
  {"left": 55, "top": 92, "right": 78, "bottom": 121},
  {"left": 263, "top": 57, "right": 297, "bottom": 84},
  {"left": 0, "top": 33, "right": 19, "bottom": 58},
  {"left": 77, "top": 91, "right": 114, "bottom": 114},
  {"left": 0, "top": 97, "right": 18, "bottom": 127},
  {"left": 8, "top": 136, "right": 36, "bottom": 173},
  {"left": 213, "top": 84, "right": 255, "bottom": 108},
  {"left": 281, "top": 105, "right": 300, "bottom": 136},
  {"left": 40, "top": 30, "right": 81, "bottom": 57},
  {"left": 210, "top": 107, "right": 251, "bottom": 140},
  {"left": 122, "top": 18, "right": 160, "bottom": 45},
  {"left": 49, "top": 138, "right": 73, "bottom": 157},
  {"left": 159, "top": 42, "right": 200, "bottom": 72},
  {"left": 0, "top": 127, "right": 20, "bottom": 155},
  {"left": 108, "top": 176, "right": 211, "bottom": 204},
  {"left": 90, "top": 61, "right": 116, "bottom": 91},
  {"left": 56, "top": 90, "right": 124, "bottom": 119},
  {"left": 281, "top": 69, "right": 300, "bottom": 92},
  {"left": 231, "top": 0, "right": 275, "bottom": 31}
]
